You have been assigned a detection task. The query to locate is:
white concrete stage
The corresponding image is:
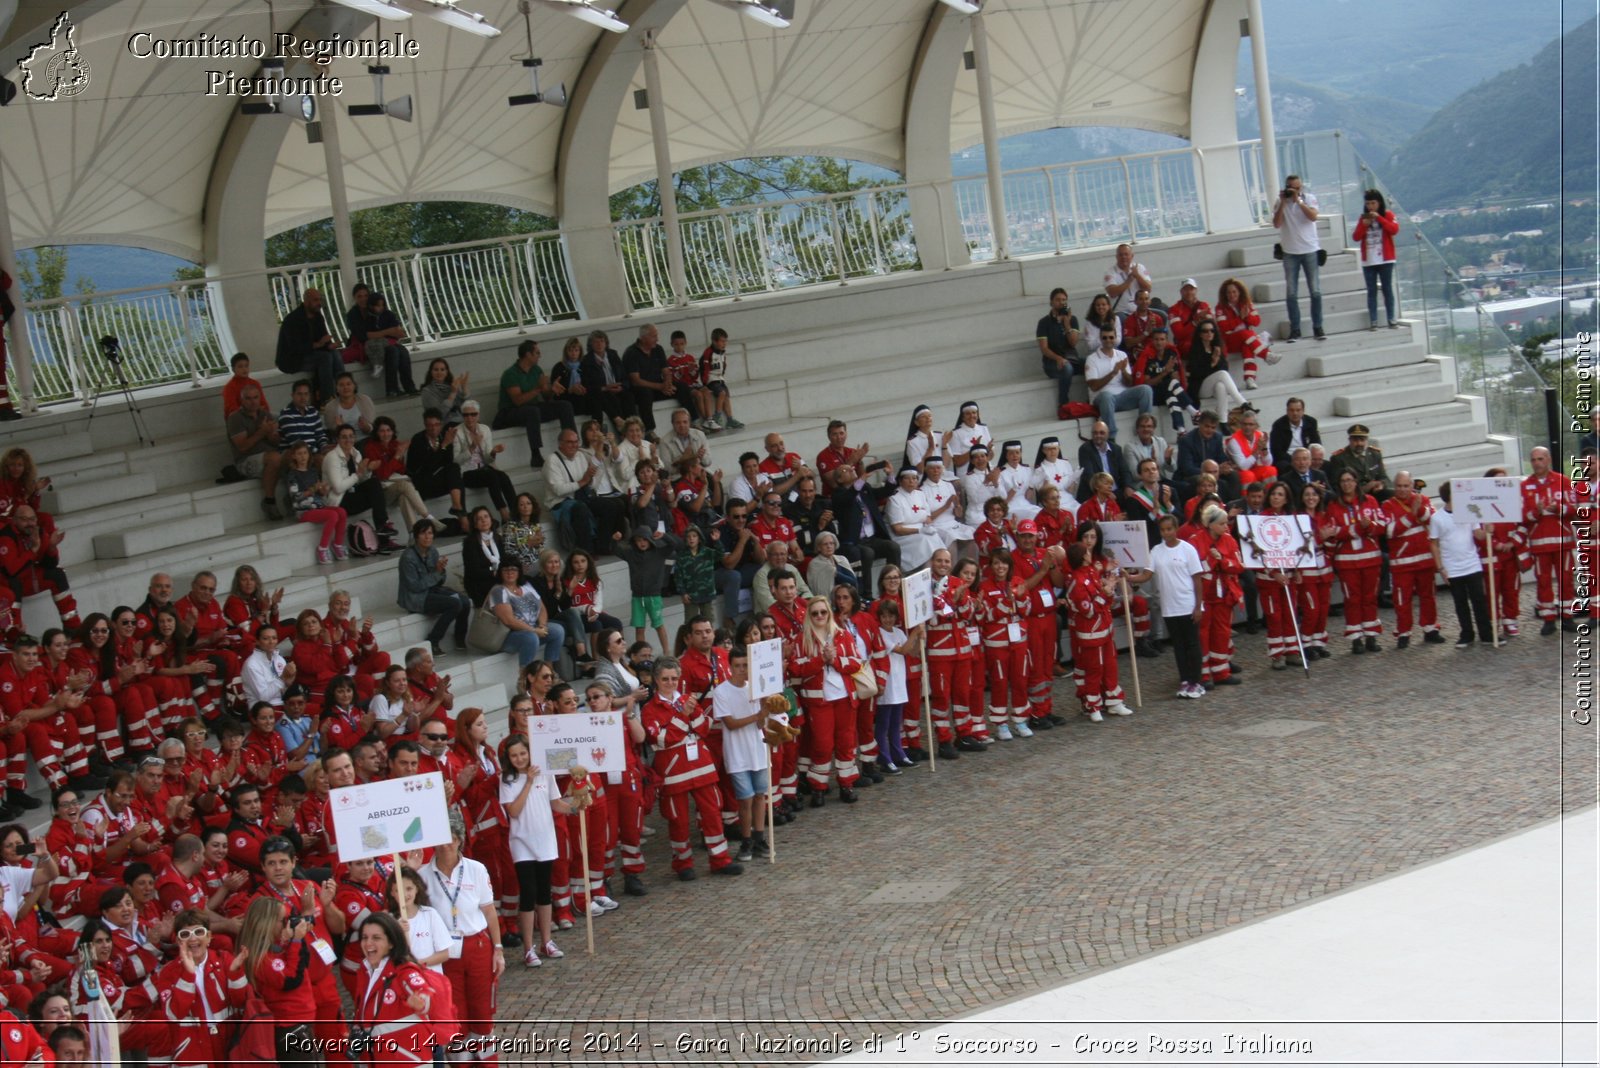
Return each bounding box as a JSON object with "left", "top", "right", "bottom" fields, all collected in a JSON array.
[{"left": 829, "top": 808, "right": 1598, "bottom": 1066}]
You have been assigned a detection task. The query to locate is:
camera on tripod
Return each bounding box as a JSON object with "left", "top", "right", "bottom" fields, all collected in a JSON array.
[{"left": 98, "top": 335, "right": 123, "bottom": 365}]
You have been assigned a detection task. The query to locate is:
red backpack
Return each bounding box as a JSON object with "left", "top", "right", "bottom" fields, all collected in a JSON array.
[
  {"left": 227, "top": 993, "right": 279, "bottom": 1066},
  {"left": 1059, "top": 401, "right": 1098, "bottom": 420}
]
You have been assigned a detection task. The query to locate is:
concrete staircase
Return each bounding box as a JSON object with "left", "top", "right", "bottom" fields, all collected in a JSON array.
[{"left": 0, "top": 213, "right": 1517, "bottom": 825}]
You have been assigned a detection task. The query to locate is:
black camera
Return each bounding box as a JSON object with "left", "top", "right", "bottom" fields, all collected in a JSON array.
[{"left": 99, "top": 335, "right": 123, "bottom": 364}]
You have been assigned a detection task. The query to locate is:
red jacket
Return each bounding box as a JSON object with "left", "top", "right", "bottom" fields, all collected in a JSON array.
[
  {"left": 1197, "top": 531, "right": 1244, "bottom": 603},
  {"left": 1322, "top": 495, "right": 1385, "bottom": 568},
  {"left": 1166, "top": 298, "right": 1213, "bottom": 352},
  {"left": 155, "top": 949, "right": 249, "bottom": 1068},
  {"left": 976, "top": 575, "right": 1028, "bottom": 646},
  {"left": 1214, "top": 300, "right": 1261, "bottom": 354},
  {"left": 640, "top": 691, "right": 719, "bottom": 795},
  {"left": 1351, "top": 210, "right": 1400, "bottom": 264},
  {"left": 788, "top": 630, "right": 863, "bottom": 701},
  {"left": 1078, "top": 495, "right": 1123, "bottom": 525},
  {"left": 1522, "top": 472, "right": 1575, "bottom": 553},
  {"left": 1066, "top": 567, "right": 1114, "bottom": 643},
  {"left": 1383, "top": 493, "right": 1435, "bottom": 571}
]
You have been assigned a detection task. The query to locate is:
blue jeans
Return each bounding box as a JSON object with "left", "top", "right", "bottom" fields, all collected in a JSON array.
[
  {"left": 1093, "top": 385, "right": 1154, "bottom": 440},
  {"left": 1042, "top": 358, "right": 1075, "bottom": 407},
  {"left": 1363, "top": 262, "right": 1396, "bottom": 324},
  {"left": 502, "top": 620, "right": 567, "bottom": 666},
  {"left": 1282, "top": 252, "right": 1323, "bottom": 335}
]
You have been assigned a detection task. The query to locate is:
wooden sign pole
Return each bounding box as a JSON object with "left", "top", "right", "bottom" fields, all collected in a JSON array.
[{"left": 1120, "top": 575, "right": 1142, "bottom": 708}]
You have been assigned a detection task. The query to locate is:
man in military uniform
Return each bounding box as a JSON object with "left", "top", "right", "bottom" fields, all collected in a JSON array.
[{"left": 1325, "top": 424, "right": 1390, "bottom": 502}]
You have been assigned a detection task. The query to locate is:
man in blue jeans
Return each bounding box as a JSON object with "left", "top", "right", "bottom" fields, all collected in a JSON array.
[
  {"left": 1036, "top": 287, "right": 1082, "bottom": 407},
  {"left": 1273, "top": 174, "right": 1325, "bottom": 341},
  {"left": 1084, "top": 331, "right": 1152, "bottom": 442}
]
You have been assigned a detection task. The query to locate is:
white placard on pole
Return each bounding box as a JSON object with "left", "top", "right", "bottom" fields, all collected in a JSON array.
[
  {"left": 1098, "top": 520, "right": 1152, "bottom": 571},
  {"left": 525, "top": 713, "right": 629, "bottom": 779},
  {"left": 330, "top": 772, "right": 452, "bottom": 863},
  {"left": 903, "top": 568, "right": 935, "bottom": 628},
  {"left": 1237, "top": 514, "right": 1323, "bottom": 570},
  {"left": 747, "top": 638, "right": 786, "bottom": 699},
  {"left": 1450, "top": 477, "right": 1522, "bottom": 528}
]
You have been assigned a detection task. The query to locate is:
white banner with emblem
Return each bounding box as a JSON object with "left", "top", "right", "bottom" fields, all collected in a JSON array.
[
  {"left": 1237, "top": 514, "right": 1323, "bottom": 569},
  {"left": 330, "top": 772, "right": 452, "bottom": 862},
  {"left": 1449, "top": 477, "right": 1522, "bottom": 528},
  {"left": 525, "top": 712, "right": 629, "bottom": 782}
]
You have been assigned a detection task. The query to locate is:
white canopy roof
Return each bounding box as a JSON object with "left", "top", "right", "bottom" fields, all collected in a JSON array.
[{"left": 0, "top": 0, "right": 1218, "bottom": 260}]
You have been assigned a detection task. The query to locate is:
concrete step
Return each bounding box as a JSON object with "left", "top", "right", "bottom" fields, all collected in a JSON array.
[
  {"left": 1366, "top": 419, "right": 1492, "bottom": 456},
  {"left": 1304, "top": 342, "right": 1422, "bottom": 378},
  {"left": 1396, "top": 440, "right": 1516, "bottom": 482},
  {"left": 1332, "top": 381, "right": 1460, "bottom": 417},
  {"left": 42, "top": 471, "right": 158, "bottom": 514},
  {"left": 92, "top": 512, "right": 227, "bottom": 559}
]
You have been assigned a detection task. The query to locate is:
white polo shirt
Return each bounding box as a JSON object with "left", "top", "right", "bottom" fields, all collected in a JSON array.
[{"left": 420, "top": 855, "right": 496, "bottom": 939}]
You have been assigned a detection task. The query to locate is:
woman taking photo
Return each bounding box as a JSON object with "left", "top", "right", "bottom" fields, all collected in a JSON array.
[
  {"left": 488, "top": 561, "right": 566, "bottom": 667},
  {"left": 1184, "top": 318, "right": 1247, "bottom": 416},
  {"left": 236, "top": 896, "right": 318, "bottom": 1063},
  {"left": 1353, "top": 188, "right": 1401, "bottom": 330},
  {"left": 498, "top": 734, "right": 572, "bottom": 968}
]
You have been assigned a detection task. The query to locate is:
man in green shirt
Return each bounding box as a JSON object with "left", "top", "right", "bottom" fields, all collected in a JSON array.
[{"left": 493, "top": 339, "right": 577, "bottom": 470}]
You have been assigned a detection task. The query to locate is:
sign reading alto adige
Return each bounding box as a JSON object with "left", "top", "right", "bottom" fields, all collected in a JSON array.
[{"left": 330, "top": 771, "right": 452, "bottom": 863}]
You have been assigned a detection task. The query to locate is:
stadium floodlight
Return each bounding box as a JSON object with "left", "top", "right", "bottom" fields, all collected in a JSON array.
[
  {"left": 347, "top": 65, "right": 414, "bottom": 120},
  {"left": 328, "top": 0, "right": 413, "bottom": 19},
  {"left": 533, "top": 0, "right": 629, "bottom": 33},
  {"left": 936, "top": 0, "right": 981, "bottom": 14},
  {"left": 711, "top": 0, "right": 791, "bottom": 28},
  {"left": 508, "top": 57, "right": 567, "bottom": 107},
  {"left": 392, "top": 0, "right": 501, "bottom": 37}
]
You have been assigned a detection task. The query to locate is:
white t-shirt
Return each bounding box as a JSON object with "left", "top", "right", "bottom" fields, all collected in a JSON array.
[
  {"left": 711, "top": 680, "right": 767, "bottom": 775},
  {"left": 402, "top": 904, "right": 453, "bottom": 973},
  {"left": 1085, "top": 347, "right": 1129, "bottom": 400},
  {"left": 879, "top": 626, "right": 909, "bottom": 705},
  {"left": 1278, "top": 189, "right": 1321, "bottom": 254},
  {"left": 368, "top": 691, "right": 410, "bottom": 728},
  {"left": 1429, "top": 509, "right": 1481, "bottom": 578},
  {"left": 1104, "top": 261, "right": 1152, "bottom": 316},
  {"left": 0, "top": 865, "right": 34, "bottom": 921},
  {"left": 1150, "top": 538, "right": 1205, "bottom": 616},
  {"left": 499, "top": 774, "right": 559, "bottom": 862}
]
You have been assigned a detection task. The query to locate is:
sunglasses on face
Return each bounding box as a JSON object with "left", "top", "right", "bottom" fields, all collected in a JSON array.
[{"left": 421, "top": 733, "right": 448, "bottom": 742}]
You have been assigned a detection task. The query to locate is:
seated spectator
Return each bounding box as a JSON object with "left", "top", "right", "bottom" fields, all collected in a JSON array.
[
  {"left": 815, "top": 419, "right": 870, "bottom": 483},
  {"left": 404, "top": 646, "right": 455, "bottom": 728},
  {"left": 1030, "top": 437, "right": 1079, "bottom": 505},
  {"left": 241, "top": 625, "right": 294, "bottom": 711},
  {"left": 453, "top": 401, "right": 518, "bottom": 523},
  {"left": 614, "top": 418, "right": 658, "bottom": 496},
  {"left": 752, "top": 542, "right": 812, "bottom": 614},
  {"left": 546, "top": 428, "right": 629, "bottom": 551},
  {"left": 885, "top": 467, "right": 948, "bottom": 572},
  {"left": 658, "top": 408, "right": 713, "bottom": 476},
  {"left": 806, "top": 531, "right": 859, "bottom": 593},
  {"left": 419, "top": 358, "right": 472, "bottom": 427},
  {"left": 1104, "top": 242, "right": 1153, "bottom": 316},
  {"left": 365, "top": 291, "right": 415, "bottom": 397},
  {"left": 495, "top": 340, "right": 577, "bottom": 471},
  {"left": 1122, "top": 413, "right": 1176, "bottom": 485},
  {"left": 322, "top": 591, "right": 390, "bottom": 687},
  {"left": 288, "top": 610, "right": 359, "bottom": 713},
  {"left": 0, "top": 503, "right": 81, "bottom": 631},
  {"left": 579, "top": 329, "right": 634, "bottom": 433},
  {"left": 278, "top": 379, "right": 330, "bottom": 455},
  {"left": 358, "top": 417, "right": 436, "bottom": 534},
  {"left": 548, "top": 336, "right": 590, "bottom": 417},
  {"left": 1084, "top": 331, "right": 1153, "bottom": 441},
  {"left": 1036, "top": 287, "right": 1082, "bottom": 409},
  {"left": 221, "top": 351, "right": 263, "bottom": 420},
  {"left": 1120, "top": 289, "right": 1167, "bottom": 355},
  {"left": 714, "top": 499, "right": 764, "bottom": 622},
  {"left": 946, "top": 402, "right": 993, "bottom": 474},
  {"left": 1185, "top": 318, "right": 1247, "bottom": 417},
  {"left": 621, "top": 324, "right": 675, "bottom": 436},
  {"left": 1123, "top": 457, "right": 1177, "bottom": 544},
  {"left": 1167, "top": 277, "right": 1212, "bottom": 352},
  {"left": 758, "top": 433, "right": 808, "bottom": 498},
  {"left": 461, "top": 508, "right": 508, "bottom": 606},
  {"left": 283, "top": 442, "right": 348, "bottom": 565},
  {"left": 1176, "top": 410, "right": 1242, "bottom": 502},
  {"left": 664, "top": 330, "right": 715, "bottom": 431},
  {"left": 274, "top": 288, "right": 342, "bottom": 405},
  {"left": 323, "top": 425, "right": 400, "bottom": 550},
  {"left": 501, "top": 492, "right": 548, "bottom": 573},
  {"left": 1269, "top": 396, "right": 1321, "bottom": 471},
  {"left": 1076, "top": 421, "right": 1133, "bottom": 504},
  {"left": 1226, "top": 407, "right": 1277, "bottom": 485},
  {"left": 699, "top": 328, "right": 744, "bottom": 430},
  {"left": 785, "top": 474, "right": 837, "bottom": 559},
  {"left": 748, "top": 490, "right": 800, "bottom": 560},
  {"left": 920, "top": 456, "right": 975, "bottom": 544},
  {"left": 1324, "top": 423, "right": 1390, "bottom": 501},
  {"left": 728, "top": 452, "right": 766, "bottom": 507},
  {"left": 407, "top": 408, "right": 469, "bottom": 528},
  {"left": 227, "top": 384, "right": 285, "bottom": 520},
  {"left": 828, "top": 463, "right": 899, "bottom": 592},
  {"left": 1215, "top": 277, "right": 1271, "bottom": 390},
  {"left": 487, "top": 561, "right": 565, "bottom": 667},
  {"left": 1082, "top": 293, "right": 1121, "bottom": 352},
  {"left": 527, "top": 548, "right": 585, "bottom": 660},
  {"left": 321, "top": 372, "right": 376, "bottom": 437},
  {"left": 672, "top": 453, "right": 722, "bottom": 537},
  {"left": 398, "top": 522, "right": 473, "bottom": 656},
  {"left": 1310, "top": 442, "right": 1329, "bottom": 476},
  {"left": 1283, "top": 446, "right": 1329, "bottom": 490},
  {"left": 995, "top": 441, "right": 1040, "bottom": 521},
  {"left": 1132, "top": 326, "right": 1197, "bottom": 434}
]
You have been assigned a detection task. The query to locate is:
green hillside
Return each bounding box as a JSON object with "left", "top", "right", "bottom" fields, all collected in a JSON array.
[
  {"left": 1233, "top": 77, "right": 1434, "bottom": 166},
  {"left": 1384, "top": 17, "right": 1596, "bottom": 209}
]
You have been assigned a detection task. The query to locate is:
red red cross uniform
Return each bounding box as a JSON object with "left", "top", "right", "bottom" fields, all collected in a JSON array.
[
  {"left": 1095, "top": 557, "right": 1151, "bottom": 640},
  {"left": 1254, "top": 509, "right": 1301, "bottom": 663},
  {"left": 1066, "top": 567, "right": 1125, "bottom": 716},
  {"left": 1476, "top": 519, "right": 1527, "bottom": 635},
  {"left": 1011, "top": 547, "right": 1063, "bottom": 722},
  {"left": 0, "top": 658, "right": 79, "bottom": 790},
  {"left": 70, "top": 643, "right": 156, "bottom": 758},
  {"left": 334, "top": 875, "right": 389, "bottom": 998},
  {"left": 1295, "top": 529, "right": 1335, "bottom": 652},
  {"left": 789, "top": 630, "right": 864, "bottom": 792},
  {"left": 253, "top": 877, "right": 348, "bottom": 1060},
  {"left": 977, "top": 572, "right": 1031, "bottom": 727},
  {"left": 1322, "top": 494, "right": 1385, "bottom": 642},
  {"left": 0, "top": 517, "right": 80, "bottom": 631},
  {"left": 154, "top": 948, "right": 249, "bottom": 1068},
  {"left": 1077, "top": 495, "right": 1123, "bottom": 526},
  {"left": 1198, "top": 529, "right": 1244, "bottom": 682},
  {"left": 1384, "top": 493, "right": 1440, "bottom": 638},
  {"left": 641, "top": 690, "right": 735, "bottom": 873},
  {"left": 457, "top": 743, "right": 520, "bottom": 922},
  {"left": 1215, "top": 299, "right": 1268, "bottom": 384},
  {"left": 680, "top": 646, "right": 737, "bottom": 825},
  {"left": 1522, "top": 471, "right": 1576, "bottom": 623},
  {"left": 173, "top": 594, "right": 244, "bottom": 718},
  {"left": 1167, "top": 298, "right": 1213, "bottom": 353},
  {"left": 323, "top": 612, "right": 392, "bottom": 689},
  {"left": 838, "top": 612, "right": 885, "bottom": 766},
  {"left": 355, "top": 959, "right": 436, "bottom": 1067}
]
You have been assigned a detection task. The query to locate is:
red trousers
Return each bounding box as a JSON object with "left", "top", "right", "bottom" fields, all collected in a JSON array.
[
  {"left": 1391, "top": 566, "right": 1439, "bottom": 636},
  {"left": 1533, "top": 550, "right": 1574, "bottom": 621},
  {"left": 563, "top": 792, "right": 610, "bottom": 906},
  {"left": 1025, "top": 614, "right": 1058, "bottom": 719},
  {"left": 82, "top": 692, "right": 122, "bottom": 761},
  {"left": 776, "top": 737, "right": 800, "bottom": 801},
  {"left": 800, "top": 696, "right": 858, "bottom": 789},
  {"left": 660, "top": 784, "right": 733, "bottom": 872},
  {"left": 443, "top": 929, "right": 500, "bottom": 1062},
  {"left": 607, "top": 768, "right": 647, "bottom": 876},
  {"left": 1259, "top": 580, "right": 1298, "bottom": 661},
  {"left": 1071, "top": 638, "right": 1123, "bottom": 713},
  {"left": 1485, "top": 553, "right": 1522, "bottom": 625},
  {"left": 1113, "top": 594, "right": 1152, "bottom": 638},
  {"left": 900, "top": 657, "right": 923, "bottom": 745},
  {"left": 1336, "top": 564, "right": 1382, "bottom": 640},
  {"left": 854, "top": 695, "right": 878, "bottom": 764},
  {"left": 1296, "top": 574, "right": 1333, "bottom": 648},
  {"left": 115, "top": 684, "right": 161, "bottom": 753},
  {"left": 466, "top": 825, "right": 518, "bottom": 923},
  {"left": 549, "top": 811, "right": 571, "bottom": 921},
  {"left": 983, "top": 641, "right": 1030, "bottom": 723},
  {"left": 1202, "top": 598, "right": 1238, "bottom": 682},
  {"left": 927, "top": 656, "right": 959, "bottom": 743}
]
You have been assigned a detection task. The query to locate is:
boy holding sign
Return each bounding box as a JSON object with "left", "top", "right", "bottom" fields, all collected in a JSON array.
[{"left": 711, "top": 648, "right": 771, "bottom": 862}]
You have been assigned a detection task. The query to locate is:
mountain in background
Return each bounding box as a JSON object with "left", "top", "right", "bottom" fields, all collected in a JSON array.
[
  {"left": 1232, "top": 77, "right": 1433, "bottom": 165},
  {"left": 1383, "top": 16, "right": 1597, "bottom": 210}
]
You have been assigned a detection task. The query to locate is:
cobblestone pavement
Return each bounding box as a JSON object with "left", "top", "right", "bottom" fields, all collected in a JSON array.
[{"left": 486, "top": 605, "right": 1590, "bottom": 1065}]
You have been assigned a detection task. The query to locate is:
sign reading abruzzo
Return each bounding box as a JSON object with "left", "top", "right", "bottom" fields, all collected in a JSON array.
[{"left": 330, "top": 772, "right": 452, "bottom": 862}]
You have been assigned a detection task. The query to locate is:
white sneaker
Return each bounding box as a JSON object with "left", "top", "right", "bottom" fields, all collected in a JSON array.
[
  {"left": 994, "top": 724, "right": 1014, "bottom": 741},
  {"left": 593, "top": 896, "right": 621, "bottom": 911},
  {"left": 1243, "top": 377, "right": 1258, "bottom": 390},
  {"left": 586, "top": 901, "right": 605, "bottom": 918},
  {"left": 1087, "top": 709, "right": 1104, "bottom": 722},
  {"left": 1012, "top": 722, "right": 1034, "bottom": 738},
  {"left": 1175, "top": 687, "right": 1192, "bottom": 700},
  {"left": 1106, "top": 701, "right": 1133, "bottom": 716},
  {"left": 523, "top": 949, "right": 541, "bottom": 968},
  {"left": 542, "top": 940, "right": 564, "bottom": 959}
]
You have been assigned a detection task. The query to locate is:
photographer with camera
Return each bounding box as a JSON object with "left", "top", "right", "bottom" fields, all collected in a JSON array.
[
  {"left": 1353, "top": 188, "right": 1402, "bottom": 331},
  {"left": 1271, "top": 175, "right": 1325, "bottom": 342},
  {"left": 1036, "top": 287, "right": 1082, "bottom": 410}
]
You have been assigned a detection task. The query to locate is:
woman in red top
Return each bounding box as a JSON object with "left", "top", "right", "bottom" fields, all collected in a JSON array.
[
  {"left": 146, "top": 607, "right": 219, "bottom": 722},
  {"left": 223, "top": 565, "right": 284, "bottom": 646},
  {"left": 831, "top": 584, "right": 886, "bottom": 784},
  {"left": 289, "top": 609, "right": 353, "bottom": 715},
  {"left": 41, "top": 627, "right": 116, "bottom": 776},
  {"left": 45, "top": 788, "right": 101, "bottom": 918},
  {"left": 1076, "top": 520, "right": 1152, "bottom": 649},
  {"left": 0, "top": 447, "right": 49, "bottom": 520},
  {"left": 1196, "top": 505, "right": 1245, "bottom": 686},
  {"left": 454, "top": 708, "right": 518, "bottom": 930},
  {"left": 320, "top": 676, "right": 372, "bottom": 753},
  {"left": 874, "top": 564, "right": 926, "bottom": 755},
  {"left": 153, "top": 909, "right": 249, "bottom": 1068},
  {"left": 113, "top": 606, "right": 198, "bottom": 734},
  {"left": 1295, "top": 482, "right": 1335, "bottom": 659},
  {"left": 1033, "top": 485, "right": 1077, "bottom": 551},
  {"left": 75, "top": 613, "right": 160, "bottom": 760},
  {"left": 1076, "top": 472, "right": 1123, "bottom": 526},
  {"left": 971, "top": 497, "right": 1017, "bottom": 556},
  {"left": 363, "top": 415, "right": 439, "bottom": 533},
  {"left": 790, "top": 597, "right": 865, "bottom": 805},
  {"left": 949, "top": 557, "right": 989, "bottom": 747},
  {"left": 1352, "top": 189, "right": 1402, "bottom": 330},
  {"left": 976, "top": 550, "right": 1031, "bottom": 739},
  {"left": 353, "top": 912, "right": 439, "bottom": 1067},
  {"left": 1255, "top": 481, "right": 1304, "bottom": 669},
  {"left": 324, "top": 590, "right": 391, "bottom": 697},
  {"left": 72, "top": 919, "right": 168, "bottom": 1057},
  {"left": 1322, "top": 469, "right": 1385, "bottom": 655},
  {"left": 1214, "top": 276, "right": 1270, "bottom": 389},
  {"left": 236, "top": 896, "right": 320, "bottom": 1064}
]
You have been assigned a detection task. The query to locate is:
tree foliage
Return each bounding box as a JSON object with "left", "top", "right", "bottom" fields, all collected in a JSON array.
[{"left": 15, "top": 247, "right": 95, "bottom": 302}]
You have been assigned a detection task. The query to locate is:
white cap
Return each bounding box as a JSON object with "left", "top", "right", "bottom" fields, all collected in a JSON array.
[{"left": 1181, "top": 277, "right": 1198, "bottom": 289}]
